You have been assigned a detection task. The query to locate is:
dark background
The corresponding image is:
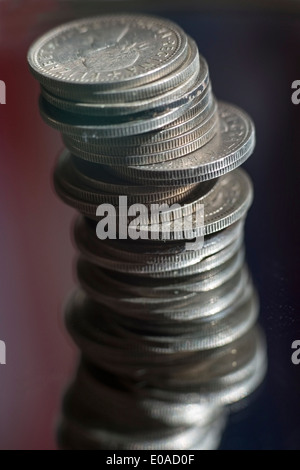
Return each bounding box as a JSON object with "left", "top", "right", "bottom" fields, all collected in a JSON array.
[{"left": 0, "top": 0, "right": 299, "bottom": 450}]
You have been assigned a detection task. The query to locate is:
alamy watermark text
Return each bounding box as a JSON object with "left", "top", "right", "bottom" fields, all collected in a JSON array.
[
  {"left": 95, "top": 197, "right": 205, "bottom": 251},
  {"left": 291, "top": 81, "right": 300, "bottom": 105},
  {"left": 0, "top": 80, "right": 6, "bottom": 104},
  {"left": 0, "top": 340, "right": 6, "bottom": 365},
  {"left": 291, "top": 340, "right": 300, "bottom": 365}
]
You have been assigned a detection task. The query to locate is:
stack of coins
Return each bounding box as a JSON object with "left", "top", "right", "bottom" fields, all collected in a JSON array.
[{"left": 28, "top": 14, "right": 267, "bottom": 450}]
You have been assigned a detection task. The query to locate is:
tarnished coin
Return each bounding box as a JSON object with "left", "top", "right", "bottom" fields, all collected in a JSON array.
[
  {"left": 39, "top": 92, "right": 206, "bottom": 138},
  {"left": 75, "top": 227, "right": 243, "bottom": 277},
  {"left": 54, "top": 148, "right": 253, "bottom": 240},
  {"left": 70, "top": 154, "right": 200, "bottom": 201},
  {"left": 76, "top": 260, "right": 248, "bottom": 320},
  {"left": 108, "top": 102, "right": 255, "bottom": 184},
  {"left": 74, "top": 216, "right": 244, "bottom": 274},
  {"left": 40, "top": 63, "right": 201, "bottom": 117},
  {"left": 135, "top": 168, "right": 253, "bottom": 240},
  {"left": 63, "top": 101, "right": 218, "bottom": 166},
  {"left": 85, "top": 247, "right": 245, "bottom": 297},
  {"left": 28, "top": 15, "right": 188, "bottom": 93},
  {"left": 53, "top": 149, "right": 204, "bottom": 208},
  {"left": 40, "top": 37, "right": 200, "bottom": 107},
  {"left": 57, "top": 414, "right": 225, "bottom": 450},
  {"left": 38, "top": 53, "right": 210, "bottom": 138},
  {"left": 65, "top": 274, "right": 257, "bottom": 357},
  {"left": 62, "top": 359, "right": 223, "bottom": 429},
  {"left": 64, "top": 98, "right": 217, "bottom": 159},
  {"left": 140, "top": 326, "right": 267, "bottom": 406},
  {"left": 109, "top": 281, "right": 259, "bottom": 351},
  {"left": 76, "top": 217, "right": 243, "bottom": 261},
  {"left": 40, "top": 45, "right": 201, "bottom": 117},
  {"left": 64, "top": 83, "right": 213, "bottom": 147},
  {"left": 148, "top": 237, "right": 243, "bottom": 278}
]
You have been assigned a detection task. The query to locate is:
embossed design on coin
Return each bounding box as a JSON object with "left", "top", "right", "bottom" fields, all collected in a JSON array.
[{"left": 28, "top": 15, "right": 188, "bottom": 89}]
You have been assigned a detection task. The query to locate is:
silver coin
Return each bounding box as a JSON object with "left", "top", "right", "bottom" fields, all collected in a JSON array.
[
  {"left": 40, "top": 61, "right": 200, "bottom": 118},
  {"left": 120, "top": 285, "right": 257, "bottom": 354},
  {"left": 40, "top": 46, "right": 201, "bottom": 117},
  {"left": 64, "top": 98, "right": 217, "bottom": 158},
  {"left": 108, "top": 101, "right": 255, "bottom": 184},
  {"left": 75, "top": 260, "right": 247, "bottom": 321},
  {"left": 74, "top": 215, "right": 244, "bottom": 273},
  {"left": 66, "top": 271, "right": 255, "bottom": 357},
  {"left": 135, "top": 168, "right": 253, "bottom": 241},
  {"left": 63, "top": 359, "right": 223, "bottom": 428},
  {"left": 65, "top": 83, "right": 213, "bottom": 147},
  {"left": 72, "top": 247, "right": 244, "bottom": 305},
  {"left": 89, "top": 219, "right": 242, "bottom": 260},
  {"left": 57, "top": 414, "right": 224, "bottom": 450},
  {"left": 63, "top": 101, "right": 218, "bottom": 166},
  {"left": 38, "top": 54, "right": 210, "bottom": 138},
  {"left": 40, "top": 37, "right": 200, "bottom": 106},
  {"left": 140, "top": 400, "right": 223, "bottom": 428},
  {"left": 75, "top": 223, "right": 243, "bottom": 276},
  {"left": 142, "top": 326, "right": 266, "bottom": 406},
  {"left": 53, "top": 149, "right": 202, "bottom": 208},
  {"left": 39, "top": 89, "right": 208, "bottom": 138},
  {"left": 109, "top": 281, "right": 258, "bottom": 351},
  {"left": 28, "top": 15, "right": 188, "bottom": 92},
  {"left": 54, "top": 151, "right": 253, "bottom": 239},
  {"left": 70, "top": 168, "right": 200, "bottom": 209},
  {"left": 149, "top": 237, "right": 243, "bottom": 279},
  {"left": 65, "top": 114, "right": 218, "bottom": 166},
  {"left": 96, "top": 247, "right": 245, "bottom": 297},
  {"left": 64, "top": 269, "right": 249, "bottom": 380},
  {"left": 70, "top": 154, "right": 200, "bottom": 200},
  {"left": 133, "top": 325, "right": 262, "bottom": 384}
]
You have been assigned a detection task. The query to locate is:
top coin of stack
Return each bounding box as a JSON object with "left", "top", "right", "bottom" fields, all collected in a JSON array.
[{"left": 28, "top": 15, "right": 254, "bottom": 187}]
